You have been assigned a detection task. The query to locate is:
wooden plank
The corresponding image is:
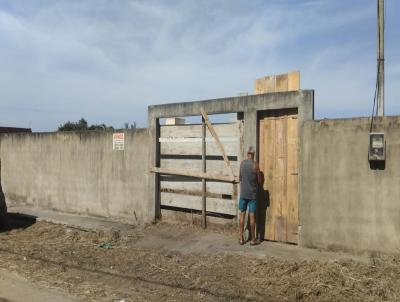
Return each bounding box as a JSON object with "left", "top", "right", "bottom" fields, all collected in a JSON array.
[
  {"left": 160, "top": 122, "right": 240, "bottom": 156},
  {"left": 160, "top": 123, "right": 240, "bottom": 138},
  {"left": 277, "top": 117, "right": 288, "bottom": 242},
  {"left": 286, "top": 116, "right": 299, "bottom": 244},
  {"left": 151, "top": 167, "right": 237, "bottom": 183},
  {"left": 257, "top": 119, "right": 265, "bottom": 239},
  {"left": 254, "top": 78, "right": 265, "bottom": 95},
  {"left": 262, "top": 112, "right": 299, "bottom": 244},
  {"left": 202, "top": 116, "right": 206, "bottom": 228},
  {"left": 159, "top": 137, "right": 238, "bottom": 143},
  {"left": 160, "top": 159, "right": 239, "bottom": 177},
  {"left": 165, "top": 117, "right": 185, "bottom": 125},
  {"left": 161, "top": 179, "right": 234, "bottom": 196},
  {"left": 201, "top": 109, "right": 235, "bottom": 177},
  {"left": 155, "top": 118, "right": 161, "bottom": 220},
  {"left": 160, "top": 187, "right": 233, "bottom": 200},
  {"left": 161, "top": 192, "right": 236, "bottom": 215},
  {"left": 264, "top": 117, "right": 275, "bottom": 241},
  {"left": 288, "top": 71, "right": 300, "bottom": 91},
  {"left": 254, "top": 72, "right": 300, "bottom": 94},
  {"left": 259, "top": 120, "right": 265, "bottom": 179},
  {"left": 254, "top": 76, "right": 275, "bottom": 94},
  {"left": 160, "top": 140, "right": 238, "bottom": 156},
  {"left": 161, "top": 209, "right": 236, "bottom": 227},
  {"left": 237, "top": 120, "right": 244, "bottom": 219},
  {"left": 266, "top": 76, "right": 276, "bottom": 93},
  {"left": 272, "top": 118, "right": 283, "bottom": 242},
  {"left": 275, "top": 74, "right": 288, "bottom": 92}
]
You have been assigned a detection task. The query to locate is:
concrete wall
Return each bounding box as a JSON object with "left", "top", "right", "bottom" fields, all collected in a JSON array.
[
  {"left": 300, "top": 116, "right": 400, "bottom": 253},
  {"left": 0, "top": 129, "right": 152, "bottom": 224}
]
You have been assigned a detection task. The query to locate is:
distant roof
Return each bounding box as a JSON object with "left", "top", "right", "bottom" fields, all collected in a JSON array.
[{"left": 0, "top": 127, "right": 32, "bottom": 134}]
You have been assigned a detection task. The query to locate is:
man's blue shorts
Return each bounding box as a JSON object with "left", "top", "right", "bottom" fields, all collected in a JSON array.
[{"left": 238, "top": 198, "right": 256, "bottom": 213}]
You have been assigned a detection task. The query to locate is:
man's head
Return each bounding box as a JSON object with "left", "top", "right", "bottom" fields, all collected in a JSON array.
[{"left": 247, "top": 146, "right": 255, "bottom": 159}]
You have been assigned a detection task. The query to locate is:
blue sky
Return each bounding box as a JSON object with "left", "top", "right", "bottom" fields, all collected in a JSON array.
[{"left": 0, "top": 0, "right": 399, "bottom": 131}]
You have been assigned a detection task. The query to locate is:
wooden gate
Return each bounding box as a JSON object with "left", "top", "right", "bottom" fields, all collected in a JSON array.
[
  {"left": 259, "top": 109, "right": 299, "bottom": 244},
  {"left": 157, "top": 120, "right": 243, "bottom": 219}
]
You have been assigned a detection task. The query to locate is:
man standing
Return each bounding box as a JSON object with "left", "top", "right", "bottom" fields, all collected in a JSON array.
[{"left": 238, "top": 146, "right": 261, "bottom": 245}]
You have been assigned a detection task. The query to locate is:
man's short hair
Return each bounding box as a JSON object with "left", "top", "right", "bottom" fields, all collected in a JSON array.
[{"left": 247, "top": 146, "right": 255, "bottom": 154}]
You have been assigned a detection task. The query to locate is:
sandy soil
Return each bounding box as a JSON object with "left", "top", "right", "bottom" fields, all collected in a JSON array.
[
  {"left": 0, "top": 268, "right": 78, "bottom": 302},
  {"left": 0, "top": 218, "right": 399, "bottom": 302}
]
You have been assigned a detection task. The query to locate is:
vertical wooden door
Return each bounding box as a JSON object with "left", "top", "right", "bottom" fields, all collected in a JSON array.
[{"left": 260, "top": 113, "right": 298, "bottom": 244}]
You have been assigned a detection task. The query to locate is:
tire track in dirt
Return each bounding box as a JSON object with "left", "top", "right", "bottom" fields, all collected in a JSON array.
[
  {"left": 1, "top": 221, "right": 400, "bottom": 302},
  {"left": 0, "top": 248, "right": 254, "bottom": 302}
]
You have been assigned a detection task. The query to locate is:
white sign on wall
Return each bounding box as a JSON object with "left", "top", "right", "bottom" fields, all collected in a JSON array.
[{"left": 113, "top": 133, "right": 125, "bottom": 150}]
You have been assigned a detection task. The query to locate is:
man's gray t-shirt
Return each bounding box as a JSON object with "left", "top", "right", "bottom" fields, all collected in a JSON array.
[{"left": 240, "top": 159, "right": 257, "bottom": 200}]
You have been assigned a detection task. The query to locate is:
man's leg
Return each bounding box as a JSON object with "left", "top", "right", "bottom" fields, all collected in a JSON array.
[
  {"left": 238, "top": 198, "right": 247, "bottom": 244},
  {"left": 239, "top": 211, "right": 246, "bottom": 243},
  {"left": 249, "top": 212, "right": 256, "bottom": 241},
  {"left": 248, "top": 200, "right": 259, "bottom": 245}
]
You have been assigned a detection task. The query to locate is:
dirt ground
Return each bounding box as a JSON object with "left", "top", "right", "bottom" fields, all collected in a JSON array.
[
  {"left": 0, "top": 216, "right": 399, "bottom": 302},
  {"left": 0, "top": 267, "right": 78, "bottom": 302}
]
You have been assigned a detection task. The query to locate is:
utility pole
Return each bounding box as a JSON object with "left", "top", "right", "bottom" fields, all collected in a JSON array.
[{"left": 377, "top": 0, "right": 385, "bottom": 116}]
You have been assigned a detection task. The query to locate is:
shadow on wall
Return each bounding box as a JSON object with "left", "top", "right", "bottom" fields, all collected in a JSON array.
[
  {"left": 256, "top": 171, "right": 269, "bottom": 241},
  {"left": 0, "top": 184, "right": 37, "bottom": 231},
  {"left": 0, "top": 160, "right": 36, "bottom": 231},
  {"left": 0, "top": 183, "right": 36, "bottom": 232},
  {"left": 0, "top": 182, "right": 6, "bottom": 229},
  {"left": 0, "top": 159, "right": 7, "bottom": 229}
]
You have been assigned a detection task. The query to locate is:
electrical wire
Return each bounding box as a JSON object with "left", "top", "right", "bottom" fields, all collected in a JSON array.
[
  {"left": 370, "top": 0, "right": 385, "bottom": 133},
  {"left": 370, "top": 71, "right": 378, "bottom": 133}
]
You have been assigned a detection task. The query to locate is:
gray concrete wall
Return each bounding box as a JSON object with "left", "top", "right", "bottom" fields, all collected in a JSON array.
[
  {"left": 0, "top": 130, "right": 152, "bottom": 224},
  {"left": 300, "top": 116, "right": 400, "bottom": 253}
]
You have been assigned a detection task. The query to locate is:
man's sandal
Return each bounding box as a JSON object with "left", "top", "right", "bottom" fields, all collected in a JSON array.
[
  {"left": 239, "top": 238, "right": 245, "bottom": 245},
  {"left": 250, "top": 239, "right": 260, "bottom": 246}
]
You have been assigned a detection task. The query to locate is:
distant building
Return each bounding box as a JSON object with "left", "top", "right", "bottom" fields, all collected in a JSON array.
[{"left": 0, "top": 127, "right": 32, "bottom": 134}]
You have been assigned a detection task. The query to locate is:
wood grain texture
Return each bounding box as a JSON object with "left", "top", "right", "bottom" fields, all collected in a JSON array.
[
  {"left": 161, "top": 209, "right": 236, "bottom": 226},
  {"left": 286, "top": 116, "right": 299, "bottom": 243},
  {"left": 200, "top": 109, "right": 235, "bottom": 177},
  {"left": 157, "top": 120, "right": 242, "bottom": 217},
  {"left": 276, "top": 117, "right": 287, "bottom": 242},
  {"left": 259, "top": 120, "right": 265, "bottom": 178},
  {"left": 160, "top": 123, "right": 240, "bottom": 138},
  {"left": 288, "top": 71, "right": 300, "bottom": 91},
  {"left": 275, "top": 74, "right": 288, "bottom": 92},
  {"left": 160, "top": 158, "right": 239, "bottom": 176},
  {"left": 202, "top": 117, "right": 207, "bottom": 228},
  {"left": 263, "top": 118, "right": 275, "bottom": 241},
  {"left": 161, "top": 192, "right": 236, "bottom": 215},
  {"left": 160, "top": 140, "right": 238, "bottom": 156},
  {"left": 261, "top": 113, "right": 299, "bottom": 244},
  {"left": 151, "top": 167, "right": 237, "bottom": 183},
  {"left": 254, "top": 76, "right": 275, "bottom": 94},
  {"left": 160, "top": 122, "right": 239, "bottom": 156},
  {"left": 161, "top": 180, "right": 234, "bottom": 196},
  {"left": 254, "top": 71, "right": 300, "bottom": 94}
]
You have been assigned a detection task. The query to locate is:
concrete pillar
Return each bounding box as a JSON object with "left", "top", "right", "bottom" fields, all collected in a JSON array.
[
  {"left": 147, "top": 114, "right": 159, "bottom": 221},
  {"left": 244, "top": 110, "right": 258, "bottom": 159},
  {"left": 298, "top": 90, "right": 314, "bottom": 124}
]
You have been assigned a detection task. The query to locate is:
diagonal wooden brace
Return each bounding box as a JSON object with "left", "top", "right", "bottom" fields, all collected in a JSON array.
[{"left": 200, "top": 108, "right": 236, "bottom": 178}]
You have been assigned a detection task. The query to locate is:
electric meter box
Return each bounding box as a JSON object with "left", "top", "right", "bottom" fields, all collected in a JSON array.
[{"left": 369, "top": 132, "right": 385, "bottom": 161}]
